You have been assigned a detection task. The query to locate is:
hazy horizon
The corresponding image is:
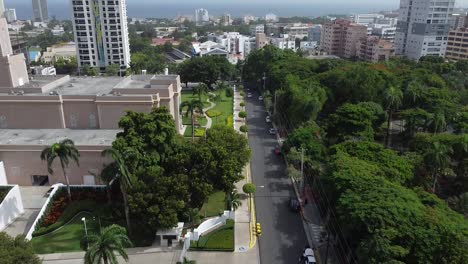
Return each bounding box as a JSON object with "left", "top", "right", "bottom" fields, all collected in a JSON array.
[{"left": 4, "top": 0, "right": 468, "bottom": 20}]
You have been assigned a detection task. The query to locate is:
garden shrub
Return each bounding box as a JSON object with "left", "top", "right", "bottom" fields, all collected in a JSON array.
[
  {"left": 226, "top": 115, "right": 233, "bottom": 127},
  {"left": 225, "top": 88, "right": 233, "bottom": 97},
  {"left": 206, "top": 110, "right": 222, "bottom": 118},
  {"left": 240, "top": 91, "right": 245, "bottom": 96},
  {"left": 240, "top": 125, "right": 249, "bottom": 133},
  {"left": 0, "top": 186, "right": 12, "bottom": 203},
  {"left": 194, "top": 128, "right": 206, "bottom": 137}
]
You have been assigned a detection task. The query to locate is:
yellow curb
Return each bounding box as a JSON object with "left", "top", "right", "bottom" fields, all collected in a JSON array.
[{"left": 246, "top": 163, "right": 257, "bottom": 249}]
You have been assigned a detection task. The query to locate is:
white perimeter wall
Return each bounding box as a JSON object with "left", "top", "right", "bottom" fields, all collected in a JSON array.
[
  {"left": 0, "top": 161, "right": 7, "bottom": 185},
  {"left": 0, "top": 185, "right": 24, "bottom": 231}
]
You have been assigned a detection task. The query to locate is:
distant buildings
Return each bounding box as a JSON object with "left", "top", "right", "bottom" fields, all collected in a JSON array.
[
  {"left": 195, "top": 8, "right": 209, "bottom": 26},
  {"left": 351, "top": 14, "right": 385, "bottom": 25},
  {"left": 0, "top": 0, "right": 4, "bottom": 18},
  {"left": 255, "top": 33, "right": 268, "bottom": 49},
  {"left": 265, "top": 13, "right": 278, "bottom": 22},
  {"left": 220, "top": 13, "right": 232, "bottom": 26},
  {"left": 445, "top": 28, "right": 468, "bottom": 61},
  {"left": 320, "top": 19, "right": 367, "bottom": 58},
  {"left": 395, "top": 0, "right": 455, "bottom": 60},
  {"left": 32, "top": 0, "right": 48, "bottom": 22},
  {"left": 269, "top": 34, "right": 295, "bottom": 50},
  {"left": 4, "top": 8, "right": 16, "bottom": 23},
  {"left": 41, "top": 42, "right": 76, "bottom": 63},
  {"left": 308, "top": 25, "right": 322, "bottom": 44},
  {"left": 70, "top": 0, "right": 131, "bottom": 71},
  {"left": 283, "top": 23, "right": 309, "bottom": 40},
  {"left": 452, "top": 13, "right": 468, "bottom": 29},
  {"left": 250, "top": 24, "right": 264, "bottom": 36},
  {"left": 243, "top": 15, "right": 257, "bottom": 24},
  {"left": 357, "top": 36, "right": 395, "bottom": 62}
]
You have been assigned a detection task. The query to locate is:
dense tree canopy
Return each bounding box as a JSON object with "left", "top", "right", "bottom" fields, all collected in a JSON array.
[{"left": 0, "top": 233, "right": 41, "bottom": 264}]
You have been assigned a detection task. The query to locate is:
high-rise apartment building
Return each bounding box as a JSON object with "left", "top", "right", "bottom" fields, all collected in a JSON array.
[
  {"left": 70, "top": 0, "right": 131, "bottom": 71},
  {"left": 352, "top": 14, "right": 385, "bottom": 25},
  {"left": 32, "top": 0, "right": 48, "bottom": 22},
  {"left": 195, "top": 8, "right": 209, "bottom": 26},
  {"left": 395, "top": 0, "right": 455, "bottom": 60},
  {"left": 0, "top": 0, "right": 4, "bottom": 18},
  {"left": 320, "top": 20, "right": 367, "bottom": 58},
  {"left": 4, "top": 9, "right": 17, "bottom": 22},
  {"left": 445, "top": 27, "right": 468, "bottom": 60}
]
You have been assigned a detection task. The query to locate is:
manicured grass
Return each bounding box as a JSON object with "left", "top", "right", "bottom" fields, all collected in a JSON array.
[
  {"left": 190, "top": 219, "right": 234, "bottom": 251},
  {"left": 199, "top": 191, "right": 226, "bottom": 218},
  {"left": 182, "top": 116, "right": 207, "bottom": 127},
  {"left": 32, "top": 211, "right": 99, "bottom": 254},
  {"left": 181, "top": 91, "right": 210, "bottom": 108},
  {"left": 210, "top": 90, "right": 234, "bottom": 126},
  {"left": 184, "top": 126, "right": 206, "bottom": 137}
]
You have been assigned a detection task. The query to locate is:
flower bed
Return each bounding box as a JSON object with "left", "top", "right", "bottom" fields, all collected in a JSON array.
[{"left": 32, "top": 186, "right": 107, "bottom": 237}]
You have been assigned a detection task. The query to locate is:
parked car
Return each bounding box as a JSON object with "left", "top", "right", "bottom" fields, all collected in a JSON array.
[
  {"left": 265, "top": 116, "right": 271, "bottom": 123},
  {"left": 300, "top": 246, "right": 317, "bottom": 264},
  {"left": 258, "top": 96, "right": 264, "bottom": 101},
  {"left": 289, "top": 197, "right": 300, "bottom": 212},
  {"left": 247, "top": 93, "right": 253, "bottom": 98},
  {"left": 274, "top": 146, "right": 281, "bottom": 155},
  {"left": 269, "top": 128, "right": 277, "bottom": 135}
]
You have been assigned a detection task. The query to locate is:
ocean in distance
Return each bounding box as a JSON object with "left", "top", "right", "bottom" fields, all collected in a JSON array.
[{"left": 8, "top": 2, "right": 398, "bottom": 20}]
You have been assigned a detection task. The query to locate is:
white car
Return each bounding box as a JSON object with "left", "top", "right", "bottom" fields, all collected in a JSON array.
[
  {"left": 258, "top": 96, "right": 264, "bottom": 101},
  {"left": 247, "top": 93, "right": 252, "bottom": 98},
  {"left": 269, "top": 128, "right": 277, "bottom": 135},
  {"left": 265, "top": 116, "right": 271, "bottom": 123},
  {"left": 301, "top": 247, "right": 317, "bottom": 264}
]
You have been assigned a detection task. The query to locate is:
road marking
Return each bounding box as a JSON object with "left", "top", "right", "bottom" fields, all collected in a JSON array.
[{"left": 259, "top": 185, "right": 265, "bottom": 188}]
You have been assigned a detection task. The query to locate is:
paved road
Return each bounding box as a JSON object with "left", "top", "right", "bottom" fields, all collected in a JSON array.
[{"left": 246, "top": 91, "right": 308, "bottom": 264}]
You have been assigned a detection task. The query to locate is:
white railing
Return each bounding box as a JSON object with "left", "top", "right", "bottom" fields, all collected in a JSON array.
[{"left": 0, "top": 185, "right": 24, "bottom": 231}]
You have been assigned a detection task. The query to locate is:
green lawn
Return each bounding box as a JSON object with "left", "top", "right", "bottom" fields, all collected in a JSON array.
[
  {"left": 190, "top": 219, "right": 234, "bottom": 251},
  {"left": 210, "top": 90, "right": 234, "bottom": 126},
  {"left": 184, "top": 126, "right": 206, "bottom": 137},
  {"left": 182, "top": 115, "right": 208, "bottom": 127},
  {"left": 199, "top": 191, "right": 226, "bottom": 218},
  {"left": 32, "top": 211, "right": 99, "bottom": 254},
  {"left": 181, "top": 91, "right": 210, "bottom": 108}
]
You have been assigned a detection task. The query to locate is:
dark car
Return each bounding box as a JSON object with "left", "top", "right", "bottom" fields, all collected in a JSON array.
[{"left": 289, "top": 197, "right": 301, "bottom": 212}]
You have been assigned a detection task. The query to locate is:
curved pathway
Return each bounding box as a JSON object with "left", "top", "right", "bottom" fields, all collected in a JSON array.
[{"left": 202, "top": 92, "right": 217, "bottom": 129}]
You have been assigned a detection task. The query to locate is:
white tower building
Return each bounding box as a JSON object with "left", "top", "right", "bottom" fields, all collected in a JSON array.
[
  {"left": 395, "top": 0, "right": 456, "bottom": 60},
  {"left": 32, "top": 0, "right": 48, "bottom": 22},
  {"left": 195, "top": 8, "right": 209, "bottom": 26},
  {"left": 70, "top": 0, "right": 131, "bottom": 71}
]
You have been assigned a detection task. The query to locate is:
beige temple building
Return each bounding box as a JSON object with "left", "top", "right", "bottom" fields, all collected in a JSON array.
[{"left": 0, "top": 17, "right": 182, "bottom": 186}]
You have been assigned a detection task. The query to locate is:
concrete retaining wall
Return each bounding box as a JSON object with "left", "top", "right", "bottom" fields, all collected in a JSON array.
[
  {"left": 192, "top": 210, "right": 234, "bottom": 241},
  {"left": 0, "top": 185, "right": 24, "bottom": 231}
]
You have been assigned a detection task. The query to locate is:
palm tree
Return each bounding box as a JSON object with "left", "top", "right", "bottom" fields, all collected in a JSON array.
[
  {"left": 102, "top": 148, "right": 133, "bottom": 234},
  {"left": 385, "top": 86, "right": 403, "bottom": 147},
  {"left": 424, "top": 141, "right": 453, "bottom": 193},
  {"left": 226, "top": 189, "right": 242, "bottom": 211},
  {"left": 40, "top": 139, "right": 80, "bottom": 201},
  {"left": 193, "top": 83, "right": 208, "bottom": 102},
  {"left": 84, "top": 224, "right": 133, "bottom": 264},
  {"left": 429, "top": 110, "right": 447, "bottom": 134},
  {"left": 180, "top": 100, "right": 204, "bottom": 141}
]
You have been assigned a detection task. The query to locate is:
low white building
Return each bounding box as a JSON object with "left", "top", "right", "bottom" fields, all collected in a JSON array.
[
  {"left": 4, "top": 8, "right": 17, "bottom": 23},
  {"left": 265, "top": 13, "right": 278, "bottom": 22},
  {"left": 250, "top": 24, "right": 264, "bottom": 36},
  {"left": 270, "top": 35, "right": 295, "bottom": 50},
  {"left": 42, "top": 42, "right": 76, "bottom": 63}
]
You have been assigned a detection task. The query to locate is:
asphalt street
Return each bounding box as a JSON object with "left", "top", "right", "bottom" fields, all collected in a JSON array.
[{"left": 246, "top": 91, "right": 308, "bottom": 264}]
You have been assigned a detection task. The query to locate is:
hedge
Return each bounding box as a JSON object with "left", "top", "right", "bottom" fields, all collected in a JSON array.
[
  {"left": 226, "top": 115, "right": 233, "bottom": 128},
  {"left": 206, "top": 110, "right": 222, "bottom": 118}
]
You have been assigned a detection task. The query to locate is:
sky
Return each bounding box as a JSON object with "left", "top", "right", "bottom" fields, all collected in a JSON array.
[{"left": 4, "top": 0, "right": 468, "bottom": 19}]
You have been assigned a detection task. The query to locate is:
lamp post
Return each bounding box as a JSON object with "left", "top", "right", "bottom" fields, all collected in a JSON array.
[{"left": 82, "top": 217, "right": 88, "bottom": 249}]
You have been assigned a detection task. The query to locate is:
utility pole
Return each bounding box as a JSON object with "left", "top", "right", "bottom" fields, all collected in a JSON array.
[
  {"left": 273, "top": 90, "right": 277, "bottom": 116},
  {"left": 262, "top": 72, "right": 266, "bottom": 91}
]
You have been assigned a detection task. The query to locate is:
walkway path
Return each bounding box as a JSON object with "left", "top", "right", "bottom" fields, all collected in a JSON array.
[{"left": 202, "top": 93, "right": 216, "bottom": 129}]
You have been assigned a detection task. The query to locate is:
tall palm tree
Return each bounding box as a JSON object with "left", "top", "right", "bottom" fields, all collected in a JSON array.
[
  {"left": 226, "top": 189, "right": 242, "bottom": 211},
  {"left": 102, "top": 148, "right": 133, "bottom": 234},
  {"left": 180, "top": 100, "right": 204, "bottom": 141},
  {"left": 424, "top": 141, "right": 453, "bottom": 193},
  {"left": 385, "top": 86, "right": 403, "bottom": 147},
  {"left": 40, "top": 139, "right": 80, "bottom": 201},
  {"left": 84, "top": 224, "right": 133, "bottom": 264},
  {"left": 193, "top": 83, "right": 208, "bottom": 102},
  {"left": 429, "top": 110, "right": 447, "bottom": 134}
]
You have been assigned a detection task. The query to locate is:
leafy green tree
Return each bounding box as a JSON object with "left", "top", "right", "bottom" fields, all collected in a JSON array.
[
  {"left": 102, "top": 148, "right": 134, "bottom": 234},
  {"left": 205, "top": 125, "right": 251, "bottom": 192},
  {"left": 178, "top": 56, "right": 234, "bottom": 89},
  {"left": 226, "top": 189, "right": 242, "bottom": 211},
  {"left": 105, "top": 64, "right": 120, "bottom": 76},
  {"left": 0, "top": 233, "right": 41, "bottom": 264},
  {"left": 239, "top": 125, "right": 249, "bottom": 133},
  {"left": 84, "top": 225, "right": 132, "bottom": 264},
  {"left": 40, "top": 139, "right": 80, "bottom": 201},
  {"left": 238, "top": 111, "right": 246, "bottom": 119},
  {"left": 193, "top": 83, "right": 208, "bottom": 102},
  {"left": 385, "top": 86, "right": 403, "bottom": 146},
  {"left": 429, "top": 110, "right": 447, "bottom": 134},
  {"left": 400, "top": 108, "right": 432, "bottom": 138},
  {"left": 327, "top": 103, "right": 376, "bottom": 142},
  {"left": 242, "top": 183, "right": 256, "bottom": 197},
  {"left": 424, "top": 141, "right": 453, "bottom": 193},
  {"left": 282, "top": 121, "right": 325, "bottom": 163},
  {"left": 180, "top": 100, "right": 204, "bottom": 141},
  {"left": 54, "top": 57, "right": 77, "bottom": 74},
  {"left": 81, "top": 64, "right": 98, "bottom": 76}
]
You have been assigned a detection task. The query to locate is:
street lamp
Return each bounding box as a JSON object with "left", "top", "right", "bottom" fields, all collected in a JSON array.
[{"left": 82, "top": 217, "right": 88, "bottom": 249}]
